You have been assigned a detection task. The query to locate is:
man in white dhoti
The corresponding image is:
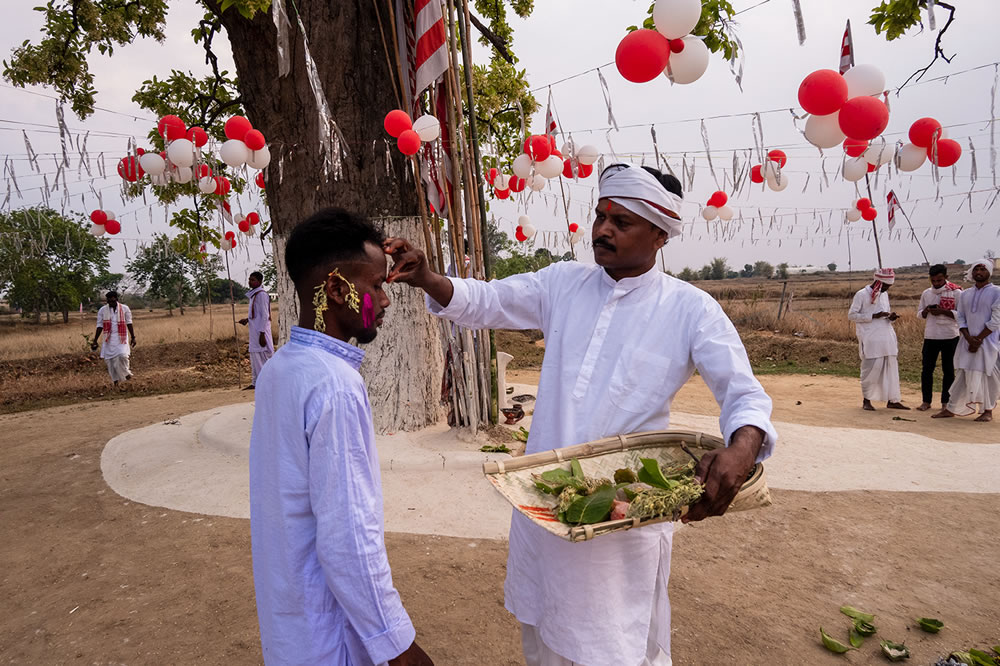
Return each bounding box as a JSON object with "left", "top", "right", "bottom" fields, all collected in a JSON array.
[
  {"left": 239, "top": 270, "right": 274, "bottom": 389},
  {"left": 933, "top": 258, "right": 1000, "bottom": 422},
  {"left": 250, "top": 209, "right": 432, "bottom": 666},
  {"left": 848, "top": 268, "right": 910, "bottom": 411},
  {"left": 90, "top": 291, "right": 135, "bottom": 388},
  {"left": 385, "top": 163, "right": 776, "bottom": 666}
]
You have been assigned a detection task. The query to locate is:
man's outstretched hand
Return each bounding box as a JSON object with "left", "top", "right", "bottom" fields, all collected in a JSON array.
[
  {"left": 682, "top": 425, "right": 764, "bottom": 523},
  {"left": 384, "top": 237, "right": 430, "bottom": 286},
  {"left": 389, "top": 641, "right": 433, "bottom": 666}
]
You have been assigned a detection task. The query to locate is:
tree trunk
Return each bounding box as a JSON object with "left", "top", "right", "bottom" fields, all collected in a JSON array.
[
  {"left": 62, "top": 308, "right": 69, "bottom": 324},
  {"left": 219, "top": 2, "right": 445, "bottom": 433}
]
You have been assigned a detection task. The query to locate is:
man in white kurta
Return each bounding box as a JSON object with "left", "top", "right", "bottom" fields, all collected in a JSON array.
[
  {"left": 91, "top": 291, "right": 135, "bottom": 385},
  {"left": 239, "top": 270, "right": 274, "bottom": 388},
  {"left": 933, "top": 259, "right": 1000, "bottom": 422},
  {"left": 848, "top": 269, "right": 909, "bottom": 410},
  {"left": 385, "top": 164, "right": 777, "bottom": 665},
  {"left": 916, "top": 264, "right": 962, "bottom": 410}
]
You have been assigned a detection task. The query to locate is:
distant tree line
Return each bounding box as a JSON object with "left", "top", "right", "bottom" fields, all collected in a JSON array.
[{"left": 671, "top": 259, "right": 791, "bottom": 282}]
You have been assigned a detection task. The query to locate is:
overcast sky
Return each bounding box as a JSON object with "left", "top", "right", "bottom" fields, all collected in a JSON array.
[{"left": 1, "top": 0, "right": 998, "bottom": 282}]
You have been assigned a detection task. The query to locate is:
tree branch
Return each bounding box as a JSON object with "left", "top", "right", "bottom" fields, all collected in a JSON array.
[
  {"left": 896, "top": 1, "right": 956, "bottom": 92},
  {"left": 469, "top": 13, "right": 514, "bottom": 65}
]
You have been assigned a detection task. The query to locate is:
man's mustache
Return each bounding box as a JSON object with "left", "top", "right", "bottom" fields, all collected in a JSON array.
[{"left": 593, "top": 238, "right": 616, "bottom": 251}]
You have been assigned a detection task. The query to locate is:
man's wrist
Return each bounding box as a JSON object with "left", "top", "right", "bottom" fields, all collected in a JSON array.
[{"left": 728, "top": 425, "right": 765, "bottom": 468}]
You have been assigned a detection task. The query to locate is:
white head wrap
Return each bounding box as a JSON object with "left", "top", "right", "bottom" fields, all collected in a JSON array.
[
  {"left": 965, "top": 257, "right": 995, "bottom": 282},
  {"left": 598, "top": 164, "right": 683, "bottom": 238}
]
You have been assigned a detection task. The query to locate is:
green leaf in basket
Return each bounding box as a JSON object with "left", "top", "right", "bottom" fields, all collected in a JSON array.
[
  {"left": 819, "top": 627, "right": 854, "bottom": 654},
  {"left": 534, "top": 479, "right": 562, "bottom": 495},
  {"left": 570, "top": 458, "right": 585, "bottom": 481},
  {"left": 992, "top": 647, "right": 1000, "bottom": 658},
  {"left": 853, "top": 618, "right": 877, "bottom": 636},
  {"left": 614, "top": 468, "right": 638, "bottom": 484},
  {"left": 849, "top": 627, "right": 865, "bottom": 648},
  {"left": 637, "top": 458, "right": 678, "bottom": 490},
  {"left": 840, "top": 605, "right": 875, "bottom": 623},
  {"left": 880, "top": 639, "right": 910, "bottom": 661},
  {"left": 916, "top": 617, "right": 943, "bottom": 633},
  {"left": 563, "top": 486, "right": 616, "bottom": 525}
]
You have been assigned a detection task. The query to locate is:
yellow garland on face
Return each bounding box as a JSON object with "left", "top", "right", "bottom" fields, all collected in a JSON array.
[{"left": 312, "top": 269, "right": 361, "bottom": 333}]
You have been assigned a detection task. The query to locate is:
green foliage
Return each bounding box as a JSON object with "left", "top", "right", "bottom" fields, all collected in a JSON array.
[
  {"left": 753, "top": 260, "right": 774, "bottom": 278},
  {"left": 0, "top": 207, "right": 112, "bottom": 317},
  {"left": 132, "top": 69, "right": 242, "bottom": 145},
  {"left": 827, "top": 263, "right": 838, "bottom": 272},
  {"left": 493, "top": 246, "right": 570, "bottom": 280},
  {"left": 126, "top": 233, "right": 193, "bottom": 314},
  {"left": 709, "top": 257, "right": 729, "bottom": 280},
  {"left": 259, "top": 253, "right": 278, "bottom": 292},
  {"left": 775, "top": 262, "right": 789, "bottom": 279},
  {"left": 677, "top": 267, "right": 697, "bottom": 281},
  {"left": 698, "top": 265, "right": 712, "bottom": 280},
  {"left": 868, "top": 0, "right": 924, "bottom": 41},
  {"left": 629, "top": 1, "right": 740, "bottom": 60},
  {"left": 740, "top": 263, "right": 754, "bottom": 278}
]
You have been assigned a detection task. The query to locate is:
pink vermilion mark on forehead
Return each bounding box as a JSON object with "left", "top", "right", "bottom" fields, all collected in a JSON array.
[{"left": 606, "top": 200, "right": 623, "bottom": 215}]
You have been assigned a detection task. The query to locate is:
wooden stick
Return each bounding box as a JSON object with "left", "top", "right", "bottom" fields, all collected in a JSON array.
[{"left": 372, "top": 0, "right": 402, "bottom": 108}]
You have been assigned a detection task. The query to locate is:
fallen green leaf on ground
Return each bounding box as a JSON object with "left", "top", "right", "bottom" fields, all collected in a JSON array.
[
  {"left": 821, "top": 627, "right": 854, "bottom": 654},
  {"left": 480, "top": 444, "right": 511, "bottom": 454},
  {"left": 917, "top": 617, "right": 944, "bottom": 633},
  {"left": 850, "top": 627, "right": 865, "bottom": 648},
  {"left": 511, "top": 427, "right": 529, "bottom": 443},
  {"left": 841, "top": 605, "right": 876, "bottom": 623},
  {"left": 881, "top": 639, "right": 910, "bottom": 661},
  {"left": 968, "top": 648, "right": 1000, "bottom": 666},
  {"left": 854, "top": 618, "right": 878, "bottom": 636}
]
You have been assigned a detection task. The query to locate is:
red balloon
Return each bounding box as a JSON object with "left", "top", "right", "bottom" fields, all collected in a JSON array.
[
  {"left": 867, "top": 162, "right": 878, "bottom": 173},
  {"left": 908, "top": 117, "right": 942, "bottom": 148},
  {"left": 843, "top": 138, "right": 868, "bottom": 157},
  {"left": 928, "top": 138, "right": 962, "bottom": 167},
  {"left": 515, "top": 228, "right": 527, "bottom": 242},
  {"left": 615, "top": 29, "right": 671, "bottom": 84},
  {"left": 578, "top": 163, "right": 593, "bottom": 178},
  {"left": 384, "top": 110, "right": 412, "bottom": 138},
  {"left": 838, "top": 96, "right": 889, "bottom": 141},
  {"left": 214, "top": 176, "right": 231, "bottom": 196},
  {"left": 548, "top": 135, "right": 557, "bottom": 151},
  {"left": 104, "top": 219, "right": 121, "bottom": 235},
  {"left": 157, "top": 115, "right": 186, "bottom": 141},
  {"left": 231, "top": 238, "right": 238, "bottom": 249},
  {"left": 562, "top": 158, "right": 575, "bottom": 179},
  {"left": 708, "top": 190, "right": 728, "bottom": 207},
  {"left": 495, "top": 188, "right": 511, "bottom": 200},
  {"left": 861, "top": 207, "right": 877, "bottom": 221},
  {"left": 244, "top": 129, "right": 266, "bottom": 151},
  {"left": 767, "top": 150, "right": 787, "bottom": 167},
  {"left": 90, "top": 209, "right": 107, "bottom": 225},
  {"left": 568, "top": 223, "right": 579, "bottom": 233},
  {"left": 255, "top": 171, "right": 266, "bottom": 189},
  {"left": 669, "top": 39, "right": 685, "bottom": 54},
  {"left": 238, "top": 219, "right": 251, "bottom": 233},
  {"left": 397, "top": 129, "right": 421, "bottom": 156},
  {"left": 197, "top": 164, "right": 213, "bottom": 179},
  {"left": 797, "top": 69, "right": 849, "bottom": 116},
  {"left": 224, "top": 116, "right": 253, "bottom": 141},
  {"left": 509, "top": 176, "right": 526, "bottom": 193},
  {"left": 856, "top": 197, "right": 871, "bottom": 210},
  {"left": 136, "top": 147, "right": 145, "bottom": 156},
  {"left": 117, "top": 156, "right": 143, "bottom": 182},
  {"left": 225, "top": 230, "right": 236, "bottom": 240},
  {"left": 187, "top": 126, "right": 209, "bottom": 147},
  {"left": 246, "top": 212, "right": 260, "bottom": 226},
  {"left": 529, "top": 135, "right": 551, "bottom": 161},
  {"left": 750, "top": 164, "right": 764, "bottom": 183},
  {"left": 487, "top": 167, "right": 499, "bottom": 186}
]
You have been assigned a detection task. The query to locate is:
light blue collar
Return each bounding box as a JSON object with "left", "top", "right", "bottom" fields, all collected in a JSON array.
[{"left": 289, "top": 326, "right": 365, "bottom": 370}]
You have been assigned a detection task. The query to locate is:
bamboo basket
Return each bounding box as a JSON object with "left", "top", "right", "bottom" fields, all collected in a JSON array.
[{"left": 482, "top": 430, "right": 772, "bottom": 542}]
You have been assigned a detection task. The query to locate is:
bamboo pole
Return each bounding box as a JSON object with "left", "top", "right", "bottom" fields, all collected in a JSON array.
[
  {"left": 223, "top": 248, "right": 243, "bottom": 389},
  {"left": 864, "top": 173, "right": 883, "bottom": 268}
]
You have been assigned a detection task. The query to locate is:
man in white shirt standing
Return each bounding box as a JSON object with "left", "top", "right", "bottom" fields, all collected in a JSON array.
[
  {"left": 848, "top": 268, "right": 910, "bottom": 411},
  {"left": 250, "top": 208, "right": 432, "bottom": 666},
  {"left": 90, "top": 291, "right": 135, "bottom": 388},
  {"left": 239, "top": 270, "right": 274, "bottom": 389},
  {"left": 916, "top": 264, "right": 962, "bottom": 411},
  {"left": 385, "top": 163, "right": 777, "bottom": 666}
]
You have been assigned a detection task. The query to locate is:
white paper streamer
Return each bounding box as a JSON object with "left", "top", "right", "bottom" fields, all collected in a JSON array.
[
  {"left": 791, "top": 0, "right": 806, "bottom": 45},
  {"left": 700, "top": 120, "right": 718, "bottom": 186},
  {"left": 272, "top": 0, "right": 293, "bottom": 78},
  {"left": 597, "top": 69, "right": 619, "bottom": 132}
]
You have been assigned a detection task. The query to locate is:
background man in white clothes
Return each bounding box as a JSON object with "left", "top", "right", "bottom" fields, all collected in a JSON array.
[
  {"left": 916, "top": 264, "right": 961, "bottom": 411},
  {"left": 848, "top": 268, "right": 909, "bottom": 411},
  {"left": 91, "top": 290, "right": 135, "bottom": 388},
  {"left": 239, "top": 270, "right": 274, "bottom": 389}
]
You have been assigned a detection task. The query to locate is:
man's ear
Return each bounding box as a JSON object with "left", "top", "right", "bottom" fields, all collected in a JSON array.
[{"left": 326, "top": 274, "right": 347, "bottom": 307}]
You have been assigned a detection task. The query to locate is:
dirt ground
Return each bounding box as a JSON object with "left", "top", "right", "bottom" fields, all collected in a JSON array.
[{"left": 2, "top": 385, "right": 998, "bottom": 665}]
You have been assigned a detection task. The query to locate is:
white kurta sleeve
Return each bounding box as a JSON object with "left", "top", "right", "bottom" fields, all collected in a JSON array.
[
  {"left": 917, "top": 291, "right": 930, "bottom": 318},
  {"left": 250, "top": 293, "right": 269, "bottom": 327},
  {"left": 426, "top": 268, "right": 549, "bottom": 330},
  {"left": 123, "top": 305, "right": 132, "bottom": 325},
  {"left": 988, "top": 296, "right": 1000, "bottom": 333},
  {"left": 307, "top": 392, "right": 415, "bottom": 663},
  {"left": 95, "top": 307, "right": 105, "bottom": 328},
  {"left": 955, "top": 299, "right": 968, "bottom": 330},
  {"left": 690, "top": 300, "right": 777, "bottom": 462},
  {"left": 848, "top": 289, "right": 872, "bottom": 323}
]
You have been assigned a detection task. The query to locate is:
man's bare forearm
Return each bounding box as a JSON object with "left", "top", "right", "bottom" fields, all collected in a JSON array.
[{"left": 728, "top": 425, "right": 765, "bottom": 468}]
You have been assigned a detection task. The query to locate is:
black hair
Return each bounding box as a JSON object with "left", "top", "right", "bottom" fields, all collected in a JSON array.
[
  {"left": 640, "top": 166, "right": 683, "bottom": 199},
  {"left": 249, "top": 271, "right": 264, "bottom": 281},
  {"left": 929, "top": 263, "right": 948, "bottom": 277},
  {"left": 284, "top": 208, "right": 386, "bottom": 284},
  {"left": 106, "top": 290, "right": 119, "bottom": 299}
]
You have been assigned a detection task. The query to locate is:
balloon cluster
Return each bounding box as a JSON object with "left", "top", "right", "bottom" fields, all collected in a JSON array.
[
  {"left": 491, "top": 136, "right": 600, "bottom": 200},
  {"left": 846, "top": 197, "right": 877, "bottom": 223},
  {"left": 749, "top": 149, "right": 791, "bottom": 192},
  {"left": 219, "top": 115, "right": 271, "bottom": 170},
  {"left": 89, "top": 209, "right": 120, "bottom": 236},
  {"left": 615, "top": 0, "right": 709, "bottom": 85},
  {"left": 235, "top": 211, "right": 261, "bottom": 236},
  {"left": 701, "top": 190, "right": 734, "bottom": 221},
  {"left": 798, "top": 65, "right": 889, "bottom": 150},
  {"left": 384, "top": 110, "right": 441, "bottom": 156},
  {"left": 903, "top": 117, "right": 962, "bottom": 170},
  {"left": 223, "top": 230, "right": 238, "bottom": 251},
  {"left": 514, "top": 215, "right": 537, "bottom": 242}
]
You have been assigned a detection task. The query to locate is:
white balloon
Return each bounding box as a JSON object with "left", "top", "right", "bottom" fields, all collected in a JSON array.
[
  {"left": 767, "top": 171, "right": 790, "bottom": 191},
  {"left": 166, "top": 139, "right": 195, "bottom": 168},
  {"left": 150, "top": 173, "right": 169, "bottom": 186},
  {"left": 761, "top": 160, "right": 780, "bottom": 181},
  {"left": 522, "top": 224, "right": 537, "bottom": 239},
  {"left": 412, "top": 114, "right": 441, "bottom": 142},
  {"left": 537, "top": 154, "right": 564, "bottom": 179},
  {"left": 804, "top": 112, "right": 846, "bottom": 149},
  {"left": 560, "top": 141, "right": 575, "bottom": 158},
  {"left": 576, "top": 145, "right": 599, "bottom": 165},
  {"left": 653, "top": 0, "right": 703, "bottom": 39},
  {"left": 846, "top": 207, "right": 862, "bottom": 222},
  {"left": 517, "top": 215, "right": 532, "bottom": 228},
  {"left": 702, "top": 205, "right": 718, "bottom": 221},
  {"left": 221, "top": 139, "right": 249, "bottom": 167},
  {"left": 513, "top": 154, "right": 533, "bottom": 179},
  {"left": 665, "top": 37, "right": 710, "bottom": 85},
  {"left": 571, "top": 229, "right": 585, "bottom": 244},
  {"left": 174, "top": 166, "right": 194, "bottom": 184},
  {"left": 863, "top": 142, "right": 893, "bottom": 167},
  {"left": 90, "top": 223, "right": 106, "bottom": 237},
  {"left": 105, "top": 210, "right": 116, "bottom": 220},
  {"left": 529, "top": 174, "right": 547, "bottom": 191},
  {"left": 842, "top": 157, "right": 868, "bottom": 182},
  {"left": 198, "top": 176, "right": 216, "bottom": 194},
  {"left": 246, "top": 145, "right": 271, "bottom": 170},
  {"left": 843, "top": 63, "right": 886, "bottom": 98},
  {"left": 895, "top": 142, "right": 927, "bottom": 172},
  {"left": 718, "top": 205, "right": 734, "bottom": 221},
  {"left": 494, "top": 173, "right": 511, "bottom": 191},
  {"left": 139, "top": 152, "right": 166, "bottom": 175}
]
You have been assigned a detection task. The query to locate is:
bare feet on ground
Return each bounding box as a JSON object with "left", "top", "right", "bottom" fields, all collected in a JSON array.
[
  {"left": 887, "top": 401, "right": 910, "bottom": 410},
  {"left": 932, "top": 409, "right": 956, "bottom": 418},
  {"left": 863, "top": 399, "right": 875, "bottom": 411},
  {"left": 916, "top": 402, "right": 931, "bottom": 411},
  {"left": 974, "top": 410, "right": 993, "bottom": 422}
]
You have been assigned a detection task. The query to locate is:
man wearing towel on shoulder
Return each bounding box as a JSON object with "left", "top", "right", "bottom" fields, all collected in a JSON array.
[
  {"left": 384, "top": 163, "right": 777, "bottom": 666},
  {"left": 848, "top": 268, "right": 910, "bottom": 411},
  {"left": 933, "top": 258, "right": 1000, "bottom": 422}
]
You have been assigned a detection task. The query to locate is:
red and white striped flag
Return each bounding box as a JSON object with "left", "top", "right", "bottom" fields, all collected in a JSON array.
[
  {"left": 839, "top": 20, "right": 855, "bottom": 74},
  {"left": 544, "top": 89, "right": 557, "bottom": 137},
  {"left": 886, "top": 190, "right": 900, "bottom": 231},
  {"left": 396, "top": 0, "right": 449, "bottom": 107}
]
